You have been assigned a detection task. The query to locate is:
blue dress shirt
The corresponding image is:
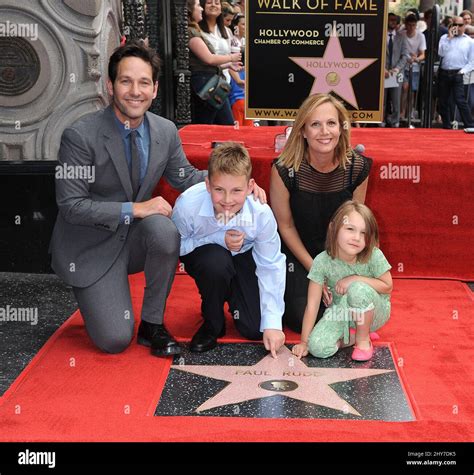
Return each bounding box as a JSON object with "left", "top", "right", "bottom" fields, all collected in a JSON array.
[
  {"left": 113, "top": 113, "right": 151, "bottom": 224},
  {"left": 438, "top": 34, "right": 474, "bottom": 74},
  {"left": 172, "top": 182, "right": 286, "bottom": 332}
]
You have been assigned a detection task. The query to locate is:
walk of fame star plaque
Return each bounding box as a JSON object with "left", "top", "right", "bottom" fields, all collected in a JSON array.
[
  {"left": 155, "top": 344, "right": 415, "bottom": 421},
  {"left": 245, "top": 1, "right": 388, "bottom": 122}
]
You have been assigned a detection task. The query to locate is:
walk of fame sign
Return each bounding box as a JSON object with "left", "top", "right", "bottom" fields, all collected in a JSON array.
[
  {"left": 245, "top": 0, "right": 388, "bottom": 122},
  {"left": 155, "top": 344, "right": 415, "bottom": 421}
]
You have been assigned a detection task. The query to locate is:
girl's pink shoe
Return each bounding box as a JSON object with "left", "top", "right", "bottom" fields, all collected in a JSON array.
[{"left": 351, "top": 341, "right": 374, "bottom": 361}]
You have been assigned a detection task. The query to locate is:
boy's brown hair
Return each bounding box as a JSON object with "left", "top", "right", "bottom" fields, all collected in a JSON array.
[
  {"left": 326, "top": 200, "right": 380, "bottom": 263},
  {"left": 208, "top": 142, "right": 252, "bottom": 180}
]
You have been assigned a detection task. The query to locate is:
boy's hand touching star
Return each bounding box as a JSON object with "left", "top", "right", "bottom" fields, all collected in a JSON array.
[{"left": 263, "top": 329, "right": 285, "bottom": 358}]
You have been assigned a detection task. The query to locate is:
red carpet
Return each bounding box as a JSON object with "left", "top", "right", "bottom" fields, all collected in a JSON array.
[
  {"left": 1, "top": 127, "right": 471, "bottom": 443},
  {"left": 0, "top": 274, "right": 473, "bottom": 442},
  {"left": 156, "top": 126, "right": 474, "bottom": 280}
]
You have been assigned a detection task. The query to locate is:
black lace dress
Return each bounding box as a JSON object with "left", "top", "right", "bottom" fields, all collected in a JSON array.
[{"left": 272, "top": 152, "right": 372, "bottom": 332}]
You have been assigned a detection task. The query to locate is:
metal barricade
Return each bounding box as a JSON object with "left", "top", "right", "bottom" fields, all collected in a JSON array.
[{"left": 407, "top": 63, "right": 413, "bottom": 128}]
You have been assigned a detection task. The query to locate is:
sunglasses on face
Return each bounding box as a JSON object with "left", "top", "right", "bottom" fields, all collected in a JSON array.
[{"left": 452, "top": 23, "right": 464, "bottom": 26}]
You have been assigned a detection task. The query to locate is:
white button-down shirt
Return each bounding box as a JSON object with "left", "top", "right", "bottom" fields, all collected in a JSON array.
[
  {"left": 387, "top": 30, "right": 396, "bottom": 42},
  {"left": 172, "top": 182, "right": 286, "bottom": 331},
  {"left": 439, "top": 34, "right": 474, "bottom": 74}
]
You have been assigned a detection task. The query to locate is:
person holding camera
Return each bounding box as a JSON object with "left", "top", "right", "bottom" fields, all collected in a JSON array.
[{"left": 438, "top": 16, "right": 474, "bottom": 129}]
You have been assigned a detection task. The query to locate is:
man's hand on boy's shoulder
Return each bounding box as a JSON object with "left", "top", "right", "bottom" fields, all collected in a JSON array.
[
  {"left": 251, "top": 182, "right": 267, "bottom": 204},
  {"left": 263, "top": 329, "right": 285, "bottom": 359}
]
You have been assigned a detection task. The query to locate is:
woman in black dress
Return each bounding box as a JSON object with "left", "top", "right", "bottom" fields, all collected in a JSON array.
[{"left": 270, "top": 94, "right": 372, "bottom": 332}]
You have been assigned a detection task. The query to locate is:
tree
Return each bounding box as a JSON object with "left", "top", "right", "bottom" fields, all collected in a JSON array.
[
  {"left": 393, "top": 0, "right": 444, "bottom": 17},
  {"left": 393, "top": 0, "right": 419, "bottom": 17},
  {"left": 419, "top": 0, "right": 435, "bottom": 13}
]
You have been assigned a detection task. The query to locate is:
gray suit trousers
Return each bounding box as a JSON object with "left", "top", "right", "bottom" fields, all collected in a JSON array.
[{"left": 73, "top": 214, "right": 180, "bottom": 354}]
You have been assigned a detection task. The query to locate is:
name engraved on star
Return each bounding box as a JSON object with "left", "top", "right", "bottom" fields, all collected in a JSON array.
[
  {"left": 282, "top": 371, "right": 322, "bottom": 376},
  {"left": 235, "top": 370, "right": 271, "bottom": 375},
  {"left": 256, "top": 0, "right": 379, "bottom": 13},
  {"left": 235, "top": 370, "right": 322, "bottom": 377}
]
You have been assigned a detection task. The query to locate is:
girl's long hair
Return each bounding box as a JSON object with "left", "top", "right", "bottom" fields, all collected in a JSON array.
[
  {"left": 187, "top": 0, "right": 200, "bottom": 29},
  {"left": 198, "top": 0, "right": 229, "bottom": 39}
]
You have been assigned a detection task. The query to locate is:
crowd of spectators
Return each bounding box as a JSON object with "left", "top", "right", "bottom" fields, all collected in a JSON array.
[
  {"left": 187, "top": 0, "right": 252, "bottom": 126},
  {"left": 383, "top": 8, "right": 473, "bottom": 129},
  {"left": 186, "top": 2, "right": 474, "bottom": 129}
]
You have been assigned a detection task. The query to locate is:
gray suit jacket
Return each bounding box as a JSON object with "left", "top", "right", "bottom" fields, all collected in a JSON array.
[
  {"left": 386, "top": 32, "right": 409, "bottom": 72},
  {"left": 50, "top": 106, "right": 206, "bottom": 288}
]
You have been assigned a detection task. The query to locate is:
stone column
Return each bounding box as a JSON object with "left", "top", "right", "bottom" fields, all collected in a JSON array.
[
  {"left": 0, "top": 0, "right": 122, "bottom": 161},
  {"left": 173, "top": 0, "right": 192, "bottom": 126}
]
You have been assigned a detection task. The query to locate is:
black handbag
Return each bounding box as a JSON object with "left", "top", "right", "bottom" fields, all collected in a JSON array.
[{"left": 196, "top": 74, "right": 231, "bottom": 110}]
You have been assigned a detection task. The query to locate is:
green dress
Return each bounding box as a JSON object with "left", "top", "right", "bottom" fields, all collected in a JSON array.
[{"left": 306, "top": 248, "right": 391, "bottom": 358}]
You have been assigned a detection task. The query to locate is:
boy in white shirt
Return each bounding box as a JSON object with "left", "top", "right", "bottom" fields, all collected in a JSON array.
[
  {"left": 172, "top": 142, "right": 286, "bottom": 356},
  {"left": 400, "top": 14, "right": 426, "bottom": 120}
]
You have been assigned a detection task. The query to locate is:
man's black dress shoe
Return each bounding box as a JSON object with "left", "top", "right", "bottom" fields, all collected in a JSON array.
[
  {"left": 137, "top": 320, "right": 181, "bottom": 356},
  {"left": 190, "top": 323, "right": 225, "bottom": 353}
]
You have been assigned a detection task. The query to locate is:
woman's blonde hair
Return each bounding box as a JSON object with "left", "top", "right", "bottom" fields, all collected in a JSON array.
[
  {"left": 326, "top": 200, "right": 379, "bottom": 264},
  {"left": 278, "top": 93, "right": 352, "bottom": 172}
]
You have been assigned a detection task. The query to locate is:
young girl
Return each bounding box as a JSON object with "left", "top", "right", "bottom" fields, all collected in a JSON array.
[{"left": 292, "top": 201, "right": 392, "bottom": 362}]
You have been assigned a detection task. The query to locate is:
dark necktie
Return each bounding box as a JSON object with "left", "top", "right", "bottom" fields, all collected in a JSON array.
[
  {"left": 130, "top": 130, "right": 140, "bottom": 200},
  {"left": 388, "top": 33, "right": 394, "bottom": 69}
]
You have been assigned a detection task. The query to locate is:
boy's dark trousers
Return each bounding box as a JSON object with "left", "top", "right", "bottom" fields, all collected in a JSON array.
[{"left": 179, "top": 244, "right": 262, "bottom": 340}]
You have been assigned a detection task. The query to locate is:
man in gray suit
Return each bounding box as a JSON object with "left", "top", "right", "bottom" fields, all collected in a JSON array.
[
  {"left": 384, "top": 13, "right": 409, "bottom": 127},
  {"left": 50, "top": 41, "right": 266, "bottom": 357},
  {"left": 50, "top": 41, "right": 199, "bottom": 357}
]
